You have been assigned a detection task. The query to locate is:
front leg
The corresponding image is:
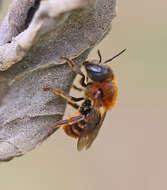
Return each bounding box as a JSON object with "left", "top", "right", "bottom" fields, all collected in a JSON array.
[{"left": 61, "top": 56, "right": 87, "bottom": 87}]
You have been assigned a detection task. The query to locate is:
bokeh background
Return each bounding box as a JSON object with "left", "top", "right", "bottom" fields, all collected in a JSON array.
[{"left": 0, "top": 0, "right": 167, "bottom": 190}]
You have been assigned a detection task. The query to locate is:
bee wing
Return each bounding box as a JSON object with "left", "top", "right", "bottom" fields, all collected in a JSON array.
[{"left": 77, "top": 110, "right": 107, "bottom": 151}]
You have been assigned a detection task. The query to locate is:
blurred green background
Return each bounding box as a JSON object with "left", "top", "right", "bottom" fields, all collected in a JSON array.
[{"left": 0, "top": 1, "right": 167, "bottom": 190}]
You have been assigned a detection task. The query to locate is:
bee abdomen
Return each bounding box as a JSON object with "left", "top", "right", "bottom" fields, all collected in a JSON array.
[{"left": 64, "top": 122, "right": 85, "bottom": 139}]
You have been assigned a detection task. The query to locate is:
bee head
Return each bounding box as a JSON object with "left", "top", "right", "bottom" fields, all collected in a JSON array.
[{"left": 83, "top": 49, "right": 126, "bottom": 82}]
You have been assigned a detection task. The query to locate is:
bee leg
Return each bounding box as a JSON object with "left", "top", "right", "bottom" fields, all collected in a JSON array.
[
  {"left": 61, "top": 56, "right": 87, "bottom": 87},
  {"left": 43, "top": 87, "right": 84, "bottom": 109},
  {"left": 55, "top": 115, "right": 83, "bottom": 127},
  {"left": 79, "top": 74, "right": 87, "bottom": 87},
  {"left": 72, "top": 85, "right": 84, "bottom": 91},
  {"left": 45, "top": 115, "right": 84, "bottom": 138},
  {"left": 50, "top": 115, "right": 83, "bottom": 135}
]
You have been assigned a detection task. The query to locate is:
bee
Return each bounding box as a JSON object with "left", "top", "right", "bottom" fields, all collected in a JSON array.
[{"left": 43, "top": 49, "right": 126, "bottom": 151}]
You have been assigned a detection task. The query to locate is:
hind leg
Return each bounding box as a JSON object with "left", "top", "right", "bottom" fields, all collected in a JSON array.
[
  {"left": 54, "top": 114, "right": 83, "bottom": 128},
  {"left": 50, "top": 113, "right": 84, "bottom": 134}
]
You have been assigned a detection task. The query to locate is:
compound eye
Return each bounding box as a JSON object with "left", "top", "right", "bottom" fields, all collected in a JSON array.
[
  {"left": 85, "top": 63, "right": 111, "bottom": 81},
  {"left": 86, "top": 64, "right": 102, "bottom": 73}
]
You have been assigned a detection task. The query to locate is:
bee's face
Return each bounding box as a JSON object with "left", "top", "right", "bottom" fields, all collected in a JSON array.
[{"left": 84, "top": 61, "right": 113, "bottom": 81}]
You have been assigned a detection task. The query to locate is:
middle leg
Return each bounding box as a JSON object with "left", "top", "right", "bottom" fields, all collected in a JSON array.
[
  {"left": 72, "top": 85, "right": 84, "bottom": 92},
  {"left": 43, "top": 87, "right": 84, "bottom": 109}
]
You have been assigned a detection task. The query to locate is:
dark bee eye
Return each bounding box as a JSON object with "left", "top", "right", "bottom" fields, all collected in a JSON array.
[
  {"left": 85, "top": 63, "right": 111, "bottom": 81},
  {"left": 86, "top": 65, "right": 102, "bottom": 73}
]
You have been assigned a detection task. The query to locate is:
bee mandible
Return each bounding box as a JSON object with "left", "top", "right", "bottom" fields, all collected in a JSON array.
[{"left": 43, "top": 49, "right": 126, "bottom": 151}]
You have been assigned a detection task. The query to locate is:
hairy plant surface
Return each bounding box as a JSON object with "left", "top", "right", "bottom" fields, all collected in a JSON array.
[{"left": 0, "top": 0, "right": 117, "bottom": 161}]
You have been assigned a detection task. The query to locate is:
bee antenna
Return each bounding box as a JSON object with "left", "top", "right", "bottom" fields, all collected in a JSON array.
[
  {"left": 104, "top": 48, "right": 126, "bottom": 64},
  {"left": 97, "top": 49, "right": 102, "bottom": 63}
]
